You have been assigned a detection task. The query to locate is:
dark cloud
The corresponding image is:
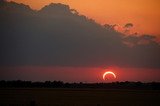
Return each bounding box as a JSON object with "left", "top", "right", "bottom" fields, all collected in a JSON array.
[
  {"left": 103, "top": 24, "right": 117, "bottom": 30},
  {"left": 123, "top": 34, "right": 158, "bottom": 46},
  {"left": 0, "top": 1, "right": 160, "bottom": 68},
  {"left": 124, "top": 23, "right": 134, "bottom": 28},
  {"left": 123, "top": 23, "right": 134, "bottom": 34}
]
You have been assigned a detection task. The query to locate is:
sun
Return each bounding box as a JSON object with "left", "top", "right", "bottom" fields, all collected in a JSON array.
[{"left": 103, "top": 71, "right": 116, "bottom": 80}]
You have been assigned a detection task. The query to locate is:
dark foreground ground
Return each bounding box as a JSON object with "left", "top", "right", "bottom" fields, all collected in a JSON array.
[{"left": 0, "top": 88, "right": 160, "bottom": 106}]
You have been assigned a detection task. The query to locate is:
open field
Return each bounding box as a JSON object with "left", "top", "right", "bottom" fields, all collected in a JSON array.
[{"left": 0, "top": 88, "right": 160, "bottom": 106}]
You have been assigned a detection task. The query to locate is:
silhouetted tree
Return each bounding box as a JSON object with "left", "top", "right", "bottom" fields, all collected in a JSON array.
[{"left": 0, "top": 80, "right": 160, "bottom": 90}]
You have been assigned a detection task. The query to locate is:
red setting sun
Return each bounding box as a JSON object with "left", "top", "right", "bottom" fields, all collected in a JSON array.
[{"left": 103, "top": 71, "right": 116, "bottom": 80}]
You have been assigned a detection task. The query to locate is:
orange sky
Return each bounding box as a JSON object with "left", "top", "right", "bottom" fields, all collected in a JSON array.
[{"left": 9, "top": 0, "right": 160, "bottom": 37}]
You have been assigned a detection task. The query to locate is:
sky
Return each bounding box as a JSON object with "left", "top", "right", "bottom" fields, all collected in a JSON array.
[
  {"left": 0, "top": 0, "right": 160, "bottom": 82},
  {"left": 9, "top": 0, "right": 160, "bottom": 36}
]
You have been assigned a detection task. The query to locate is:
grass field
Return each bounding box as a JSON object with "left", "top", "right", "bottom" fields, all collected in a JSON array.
[{"left": 0, "top": 88, "right": 160, "bottom": 106}]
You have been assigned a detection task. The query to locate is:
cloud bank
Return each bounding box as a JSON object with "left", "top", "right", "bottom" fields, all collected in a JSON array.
[{"left": 0, "top": 1, "right": 160, "bottom": 68}]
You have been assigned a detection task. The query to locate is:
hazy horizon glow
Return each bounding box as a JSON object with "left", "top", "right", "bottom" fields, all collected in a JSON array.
[{"left": 1, "top": 66, "right": 160, "bottom": 82}]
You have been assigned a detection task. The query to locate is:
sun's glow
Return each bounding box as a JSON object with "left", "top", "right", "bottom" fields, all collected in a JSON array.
[{"left": 103, "top": 71, "right": 116, "bottom": 80}]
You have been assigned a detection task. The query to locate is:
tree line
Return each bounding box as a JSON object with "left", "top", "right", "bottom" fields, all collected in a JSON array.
[{"left": 0, "top": 80, "right": 160, "bottom": 90}]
